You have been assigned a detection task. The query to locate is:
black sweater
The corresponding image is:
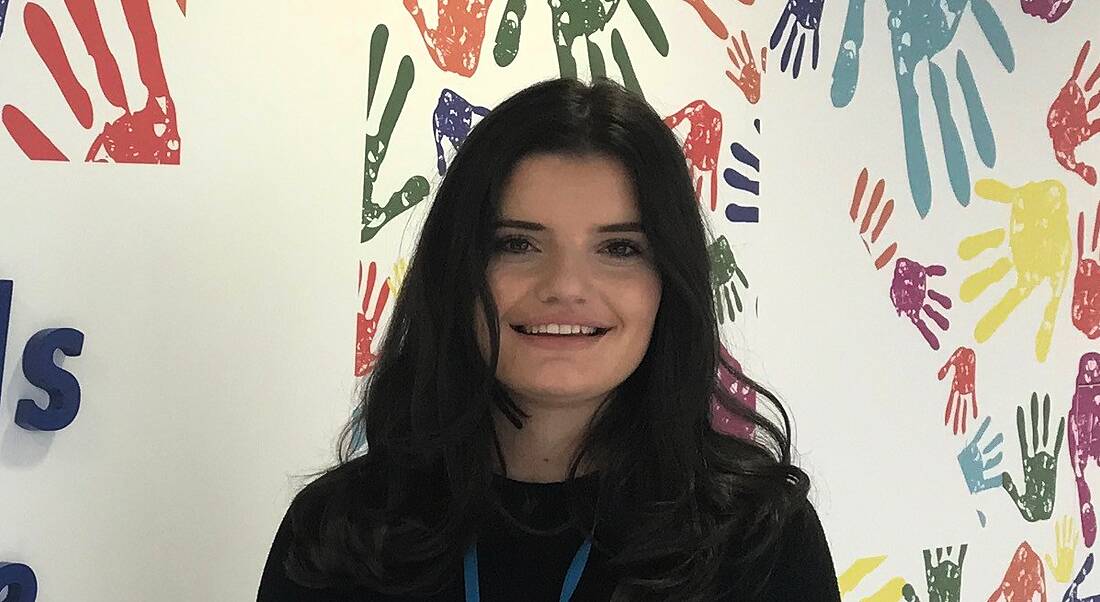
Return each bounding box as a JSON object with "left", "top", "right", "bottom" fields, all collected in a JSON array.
[{"left": 257, "top": 471, "right": 841, "bottom": 601}]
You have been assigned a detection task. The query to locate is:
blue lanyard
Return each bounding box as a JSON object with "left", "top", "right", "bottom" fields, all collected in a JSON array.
[{"left": 463, "top": 537, "right": 593, "bottom": 602}]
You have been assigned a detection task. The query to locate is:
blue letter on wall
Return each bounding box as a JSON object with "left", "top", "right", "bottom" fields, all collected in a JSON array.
[
  {"left": 0, "top": 280, "right": 10, "bottom": 404},
  {"left": 15, "top": 328, "right": 84, "bottom": 431},
  {"left": 0, "top": 562, "right": 37, "bottom": 601}
]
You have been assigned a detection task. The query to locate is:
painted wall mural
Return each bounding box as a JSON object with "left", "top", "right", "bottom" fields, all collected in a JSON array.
[
  {"left": 352, "top": 1, "right": 1100, "bottom": 599},
  {"left": 3, "top": 0, "right": 1100, "bottom": 599}
]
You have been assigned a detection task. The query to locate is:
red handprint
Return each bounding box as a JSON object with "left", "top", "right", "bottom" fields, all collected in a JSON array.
[
  {"left": 664, "top": 100, "right": 722, "bottom": 212},
  {"left": 356, "top": 260, "right": 391, "bottom": 377},
  {"left": 403, "top": 0, "right": 493, "bottom": 77},
  {"left": 1073, "top": 199, "right": 1100, "bottom": 339},
  {"left": 1048, "top": 40, "right": 1100, "bottom": 186},
  {"left": 985, "top": 541, "right": 1047, "bottom": 602},
  {"left": 3, "top": 0, "right": 180, "bottom": 163},
  {"left": 938, "top": 346, "right": 977, "bottom": 435},
  {"left": 726, "top": 30, "right": 766, "bottom": 104}
]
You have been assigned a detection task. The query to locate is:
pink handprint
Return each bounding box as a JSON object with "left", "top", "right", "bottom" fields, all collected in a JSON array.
[
  {"left": 1048, "top": 40, "right": 1100, "bottom": 186},
  {"left": 356, "top": 260, "right": 391, "bottom": 377},
  {"left": 1069, "top": 352, "right": 1100, "bottom": 548},
  {"left": 403, "top": 0, "right": 493, "bottom": 77},
  {"left": 3, "top": 0, "right": 180, "bottom": 163},
  {"left": 1073, "top": 200, "right": 1100, "bottom": 339},
  {"left": 711, "top": 344, "right": 758, "bottom": 438},
  {"left": 890, "top": 258, "right": 952, "bottom": 350},
  {"left": 665, "top": 100, "right": 723, "bottom": 212},
  {"left": 938, "top": 347, "right": 977, "bottom": 435}
]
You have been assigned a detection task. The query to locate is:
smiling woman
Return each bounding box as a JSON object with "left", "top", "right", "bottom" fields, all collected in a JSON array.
[{"left": 257, "top": 77, "right": 841, "bottom": 601}]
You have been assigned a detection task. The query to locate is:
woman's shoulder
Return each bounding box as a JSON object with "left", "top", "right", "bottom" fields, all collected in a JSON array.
[{"left": 761, "top": 497, "right": 841, "bottom": 601}]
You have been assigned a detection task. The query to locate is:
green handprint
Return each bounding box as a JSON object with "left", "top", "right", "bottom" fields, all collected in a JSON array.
[
  {"left": 361, "top": 24, "right": 430, "bottom": 243},
  {"left": 708, "top": 235, "right": 749, "bottom": 325},
  {"left": 493, "top": 0, "right": 669, "bottom": 99},
  {"left": 920, "top": 545, "right": 967, "bottom": 602},
  {"left": 1002, "top": 392, "right": 1065, "bottom": 522}
]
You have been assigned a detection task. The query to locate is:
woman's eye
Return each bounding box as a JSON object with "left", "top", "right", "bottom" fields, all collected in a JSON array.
[
  {"left": 605, "top": 240, "right": 644, "bottom": 258},
  {"left": 494, "top": 236, "right": 533, "bottom": 254}
]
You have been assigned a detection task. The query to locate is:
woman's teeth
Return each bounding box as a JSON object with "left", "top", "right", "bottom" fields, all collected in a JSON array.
[{"left": 514, "top": 324, "right": 607, "bottom": 336}]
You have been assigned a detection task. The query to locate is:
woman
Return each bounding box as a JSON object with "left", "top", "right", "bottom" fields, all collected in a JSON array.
[{"left": 257, "top": 76, "right": 841, "bottom": 601}]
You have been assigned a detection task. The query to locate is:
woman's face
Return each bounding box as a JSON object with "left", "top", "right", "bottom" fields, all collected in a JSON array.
[{"left": 475, "top": 152, "right": 662, "bottom": 412}]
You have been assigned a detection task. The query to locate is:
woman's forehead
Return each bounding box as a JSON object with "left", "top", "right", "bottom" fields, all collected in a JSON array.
[{"left": 498, "top": 153, "right": 641, "bottom": 222}]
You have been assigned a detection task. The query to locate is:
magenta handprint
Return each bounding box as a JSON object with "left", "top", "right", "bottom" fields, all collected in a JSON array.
[
  {"left": 939, "top": 347, "right": 977, "bottom": 435},
  {"left": 711, "top": 344, "right": 758, "bottom": 438},
  {"left": 1022, "top": 0, "right": 1077, "bottom": 24},
  {"left": 1070, "top": 352, "right": 1100, "bottom": 547},
  {"left": 1047, "top": 40, "right": 1100, "bottom": 186},
  {"left": 890, "top": 258, "right": 952, "bottom": 350},
  {"left": 1073, "top": 200, "right": 1100, "bottom": 339}
]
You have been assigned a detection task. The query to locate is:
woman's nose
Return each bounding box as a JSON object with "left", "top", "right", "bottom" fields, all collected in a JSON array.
[{"left": 535, "top": 250, "right": 591, "bottom": 303}]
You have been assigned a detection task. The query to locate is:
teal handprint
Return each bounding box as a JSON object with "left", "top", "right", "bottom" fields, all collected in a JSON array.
[
  {"left": 493, "top": 0, "right": 669, "bottom": 99},
  {"left": 1002, "top": 392, "right": 1065, "bottom": 522},
  {"left": 361, "top": 24, "right": 430, "bottom": 243},
  {"left": 831, "top": 0, "right": 1014, "bottom": 218},
  {"left": 708, "top": 235, "right": 750, "bottom": 325}
]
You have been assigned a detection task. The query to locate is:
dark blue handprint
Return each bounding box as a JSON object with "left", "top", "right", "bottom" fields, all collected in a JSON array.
[
  {"left": 770, "top": 0, "right": 824, "bottom": 79},
  {"left": 433, "top": 88, "right": 489, "bottom": 175},
  {"left": 831, "top": 0, "right": 1014, "bottom": 218}
]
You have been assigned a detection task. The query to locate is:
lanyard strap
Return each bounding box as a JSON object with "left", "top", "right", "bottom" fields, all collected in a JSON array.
[{"left": 463, "top": 537, "right": 593, "bottom": 602}]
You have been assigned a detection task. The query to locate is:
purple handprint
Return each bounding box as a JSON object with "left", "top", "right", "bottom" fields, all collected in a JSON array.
[
  {"left": 890, "top": 258, "right": 952, "bottom": 350},
  {"left": 770, "top": 0, "right": 824, "bottom": 79},
  {"left": 1021, "top": 0, "right": 1075, "bottom": 23},
  {"left": 1070, "top": 352, "right": 1100, "bottom": 547},
  {"left": 433, "top": 88, "right": 489, "bottom": 175}
]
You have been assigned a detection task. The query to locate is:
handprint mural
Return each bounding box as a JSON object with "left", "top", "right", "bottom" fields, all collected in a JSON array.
[
  {"left": 831, "top": 0, "right": 1014, "bottom": 218},
  {"left": 3, "top": 0, "right": 181, "bottom": 163},
  {"left": 493, "top": 0, "right": 669, "bottom": 98}
]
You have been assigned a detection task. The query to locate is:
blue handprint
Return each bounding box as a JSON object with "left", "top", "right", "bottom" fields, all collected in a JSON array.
[
  {"left": 831, "top": 0, "right": 1014, "bottom": 218},
  {"left": 770, "top": 0, "right": 824, "bottom": 79},
  {"left": 433, "top": 88, "right": 490, "bottom": 176},
  {"left": 0, "top": 0, "right": 9, "bottom": 39},
  {"left": 957, "top": 415, "right": 1005, "bottom": 494}
]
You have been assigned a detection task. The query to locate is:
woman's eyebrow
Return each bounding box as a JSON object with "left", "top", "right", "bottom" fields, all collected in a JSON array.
[{"left": 493, "top": 219, "right": 644, "bottom": 233}]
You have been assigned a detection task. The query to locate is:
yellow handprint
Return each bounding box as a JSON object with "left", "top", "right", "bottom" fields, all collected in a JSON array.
[
  {"left": 387, "top": 256, "right": 410, "bottom": 297},
  {"left": 958, "top": 179, "right": 1073, "bottom": 362},
  {"left": 838, "top": 555, "right": 908, "bottom": 601},
  {"left": 1045, "top": 514, "right": 1079, "bottom": 583}
]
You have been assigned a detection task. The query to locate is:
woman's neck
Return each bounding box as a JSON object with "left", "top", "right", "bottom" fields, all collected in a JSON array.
[{"left": 490, "top": 397, "right": 603, "bottom": 483}]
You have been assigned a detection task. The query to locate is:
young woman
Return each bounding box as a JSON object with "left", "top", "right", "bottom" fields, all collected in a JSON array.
[{"left": 257, "top": 77, "right": 841, "bottom": 601}]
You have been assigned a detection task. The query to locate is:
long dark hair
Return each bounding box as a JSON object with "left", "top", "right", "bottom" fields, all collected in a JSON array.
[{"left": 282, "top": 76, "right": 810, "bottom": 600}]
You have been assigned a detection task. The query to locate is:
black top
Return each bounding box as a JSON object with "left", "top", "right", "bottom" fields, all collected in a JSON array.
[{"left": 257, "top": 471, "right": 841, "bottom": 601}]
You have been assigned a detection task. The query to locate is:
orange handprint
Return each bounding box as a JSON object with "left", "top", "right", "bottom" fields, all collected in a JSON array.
[
  {"left": 938, "top": 346, "right": 977, "bottom": 435},
  {"left": 3, "top": 0, "right": 180, "bottom": 163},
  {"left": 665, "top": 100, "right": 723, "bottom": 212},
  {"left": 356, "top": 260, "right": 391, "bottom": 377},
  {"left": 959, "top": 179, "right": 1073, "bottom": 362},
  {"left": 1048, "top": 40, "right": 1100, "bottom": 186},
  {"left": 403, "top": 0, "right": 493, "bottom": 77},
  {"left": 683, "top": 0, "right": 730, "bottom": 39},
  {"left": 726, "top": 30, "right": 766, "bottom": 104},
  {"left": 1072, "top": 199, "right": 1100, "bottom": 339},
  {"left": 849, "top": 168, "right": 899, "bottom": 270}
]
